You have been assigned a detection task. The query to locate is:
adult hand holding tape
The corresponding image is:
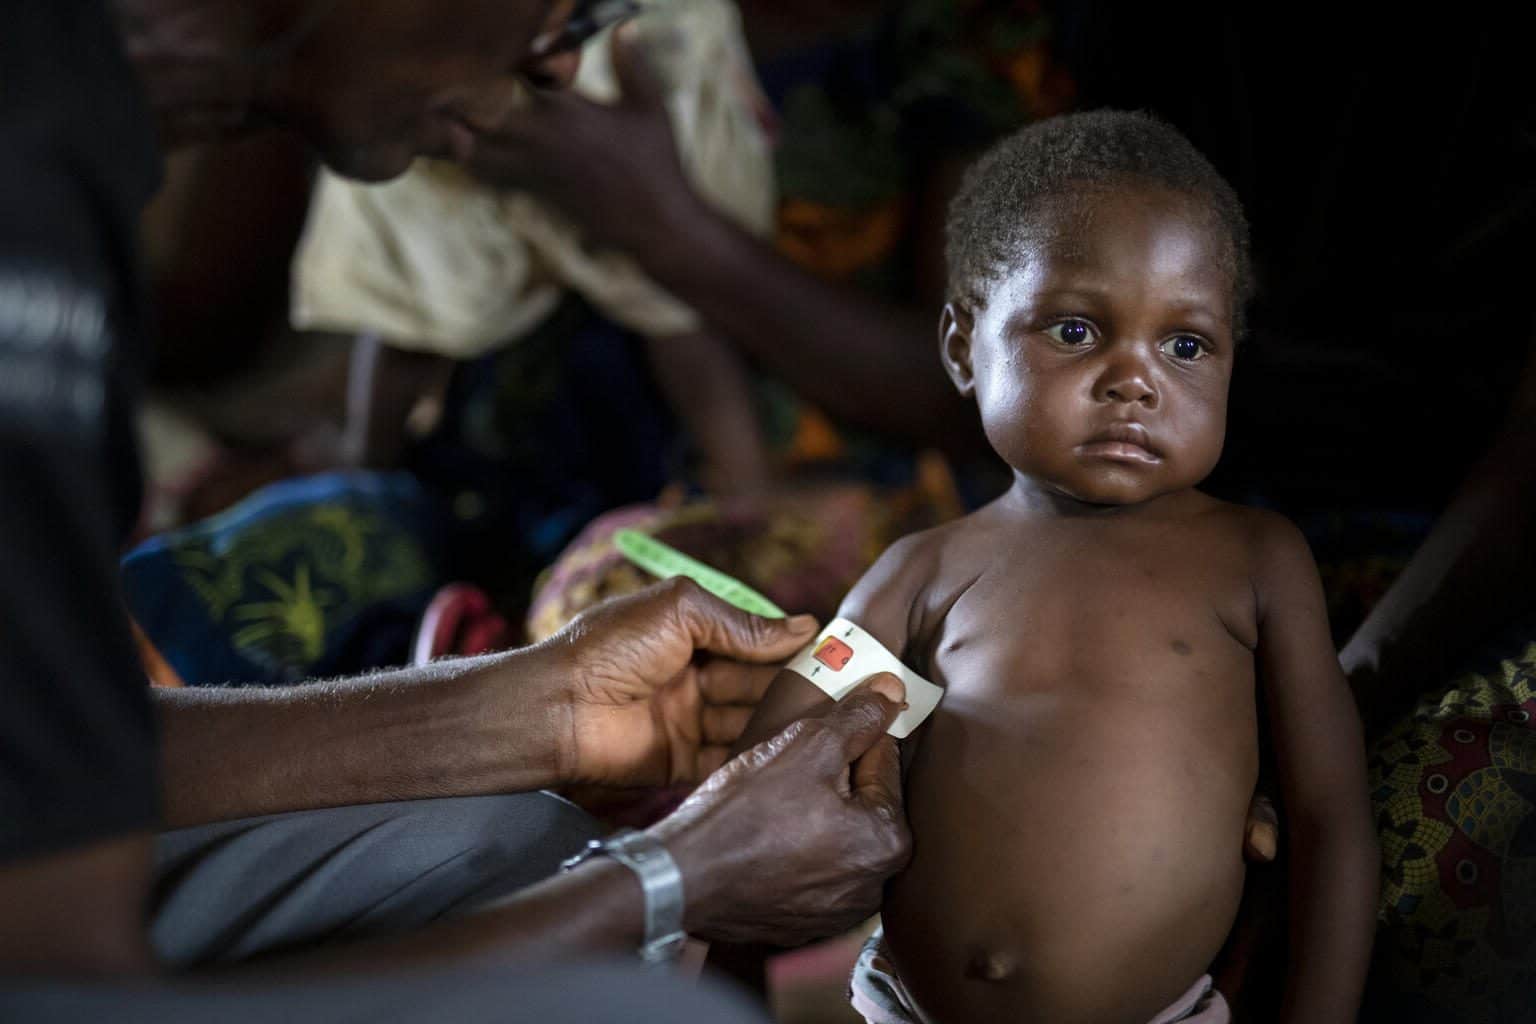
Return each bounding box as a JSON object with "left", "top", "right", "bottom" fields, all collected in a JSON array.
[
  {"left": 612, "top": 529, "right": 944, "bottom": 739},
  {"left": 650, "top": 673, "right": 912, "bottom": 946},
  {"left": 784, "top": 618, "right": 944, "bottom": 738}
]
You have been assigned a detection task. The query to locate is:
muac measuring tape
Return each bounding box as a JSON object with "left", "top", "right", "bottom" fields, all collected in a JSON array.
[
  {"left": 615, "top": 530, "right": 943, "bottom": 737},
  {"left": 614, "top": 529, "right": 786, "bottom": 618}
]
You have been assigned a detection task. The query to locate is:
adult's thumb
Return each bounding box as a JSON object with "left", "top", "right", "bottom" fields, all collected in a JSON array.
[
  {"left": 610, "top": 23, "right": 666, "bottom": 110},
  {"left": 672, "top": 578, "right": 818, "bottom": 662},
  {"left": 822, "top": 674, "right": 905, "bottom": 764},
  {"left": 852, "top": 730, "right": 903, "bottom": 818}
]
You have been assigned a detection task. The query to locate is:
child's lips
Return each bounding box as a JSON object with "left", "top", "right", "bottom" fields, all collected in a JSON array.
[{"left": 1078, "top": 422, "right": 1163, "bottom": 463}]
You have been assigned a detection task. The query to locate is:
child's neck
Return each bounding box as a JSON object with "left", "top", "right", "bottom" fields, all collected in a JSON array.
[{"left": 1001, "top": 474, "right": 1185, "bottom": 520}]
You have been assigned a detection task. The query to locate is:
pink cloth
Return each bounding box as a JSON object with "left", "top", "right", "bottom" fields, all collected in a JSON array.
[
  {"left": 1147, "top": 975, "right": 1230, "bottom": 1024},
  {"left": 849, "top": 928, "right": 1230, "bottom": 1024}
]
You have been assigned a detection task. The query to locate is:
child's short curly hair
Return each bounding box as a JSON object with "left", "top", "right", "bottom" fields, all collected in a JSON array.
[{"left": 945, "top": 110, "right": 1253, "bottom": 333}]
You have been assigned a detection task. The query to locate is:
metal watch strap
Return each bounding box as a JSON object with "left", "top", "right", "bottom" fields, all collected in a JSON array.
[{"left": 561, "top": 828, "right": 686, "bottom": 964}]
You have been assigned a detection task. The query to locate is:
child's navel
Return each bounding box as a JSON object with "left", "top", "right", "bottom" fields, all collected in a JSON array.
[
  {"left": 1171, "top": 639, "right": 1193, "bottom": 656},
  {"left": 964, "top": 948, "right": 1018, "bottom": 982}
]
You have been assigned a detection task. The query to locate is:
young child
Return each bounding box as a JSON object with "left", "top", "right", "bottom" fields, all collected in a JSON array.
[{"left": 736, "top": 111, "right": 1378, "bottom": 1023}]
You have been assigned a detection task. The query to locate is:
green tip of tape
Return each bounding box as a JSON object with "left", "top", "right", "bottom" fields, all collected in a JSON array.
[{"left": 613, "top": 528, "right": 787, "bottom": 619}]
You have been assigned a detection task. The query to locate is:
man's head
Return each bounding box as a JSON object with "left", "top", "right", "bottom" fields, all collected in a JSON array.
[
  {"left": 116, "top": 0, "right": 589, "bottom": 181},
  {"left": 258, "top": 0, "right": 583, "bottom": 181},
  {"left": 939, "top": 111, "right": 1251, "bottom": 506}
]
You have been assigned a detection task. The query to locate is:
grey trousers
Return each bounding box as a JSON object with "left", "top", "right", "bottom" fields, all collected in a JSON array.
[
  {"left": 0, "top": 793, "right": 767, "bottom": 1022},
  {"left": 0, "top": 963, "right": 771, "bottom": 1022},
  {"left": 151, "top": 792, "right": 602, "bottom": 966}
]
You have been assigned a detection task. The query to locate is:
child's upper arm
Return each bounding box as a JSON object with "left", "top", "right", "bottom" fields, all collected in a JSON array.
[
  {"left": 1251, "top": 513, "right": 1369, "bottom": 817},
  {"left": 732, "top": 532, "right": 936, "bottom": 752}
]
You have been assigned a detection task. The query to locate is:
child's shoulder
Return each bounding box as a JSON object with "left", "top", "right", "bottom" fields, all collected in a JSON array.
[
  {"left": 843, "top": 521, "right": 952, "bottom": 603},
  {"left": 1182, "top": 492, "right": 1315, "bottom": 576},
  {"left": 835, "top": 517, "right": 979, "bottom": 655},
  {"left": 874, "top": 514, "right": 973, "bottom": 567}
]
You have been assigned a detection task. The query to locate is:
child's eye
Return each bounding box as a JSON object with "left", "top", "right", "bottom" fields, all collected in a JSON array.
[
  {"left": 1043, "top": 319, "right": 1094, "bottom": 346},
  {"left": 1160, "top": 335, "right": 1208, "bottom": 361}
]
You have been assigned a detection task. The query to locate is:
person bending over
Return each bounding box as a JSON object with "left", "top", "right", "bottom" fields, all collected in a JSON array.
[
  {"left": 0, "top": 5, "right": 908, "bottom": 1016},
  {"left": 738, "top": 111, "right": 1378, "bottom": 1024}
]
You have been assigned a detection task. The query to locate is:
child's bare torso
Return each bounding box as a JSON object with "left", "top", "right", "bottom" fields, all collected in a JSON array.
[{"left": 876, "top": 490, "right": 1263, "bottom": 1023}]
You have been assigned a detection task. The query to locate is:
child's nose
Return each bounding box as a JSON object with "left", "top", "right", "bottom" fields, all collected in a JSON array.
[{"left": 1095, "top": 358, "right": 1159, "bottom": 409}]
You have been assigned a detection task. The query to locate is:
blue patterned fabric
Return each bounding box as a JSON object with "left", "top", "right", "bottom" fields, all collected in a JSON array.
[{"left": 122, "top": 472, "right": 442, "bottom": 686}]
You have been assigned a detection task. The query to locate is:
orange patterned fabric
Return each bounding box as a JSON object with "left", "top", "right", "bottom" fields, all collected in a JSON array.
[{"left": 528, "top": 470, "right": 963, "bottom": 642}]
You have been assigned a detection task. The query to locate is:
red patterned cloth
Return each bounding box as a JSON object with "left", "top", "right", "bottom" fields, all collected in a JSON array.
[{"left": 1369, "top": 638, "right": 1536, "bottom": 1021}]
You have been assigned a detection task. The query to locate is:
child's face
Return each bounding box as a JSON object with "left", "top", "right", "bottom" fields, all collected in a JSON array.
[{"left": 943, "top": 185, "right": 1236, "bottom": 506}]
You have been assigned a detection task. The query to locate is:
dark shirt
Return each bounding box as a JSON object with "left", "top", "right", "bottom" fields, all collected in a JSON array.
[{"left": 0, "top": 0, "right": 162, "bottom": 861}]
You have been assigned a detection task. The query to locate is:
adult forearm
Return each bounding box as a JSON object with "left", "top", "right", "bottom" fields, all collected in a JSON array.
[
  {"left": 644, "top": 328, "right": 771, "bottom": 494},
  {"left": 1344, "top": 334, "right": 1536, "bottom": 702},
  {"left": 1341, "top": 425, "right": 1536, "bottom": 702},
  {"left": 638, "top": 196, "right": 979, "bottom": 453},
  {"left": 237, "top": 676, "right": 911, "bottom": 975},
  {"left": 155, "top": 650, "right": 571, "bottom": 828},
  {"left": 257, "top": 856, "right": 648, "bottom": 976},
  {"left": 461, "top": 77, "right": 977, "bottom": 451}
]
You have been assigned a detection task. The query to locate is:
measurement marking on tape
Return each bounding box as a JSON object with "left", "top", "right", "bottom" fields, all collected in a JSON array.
[{"left": 614, "top": 529, "right": 786, "bottom": 619}]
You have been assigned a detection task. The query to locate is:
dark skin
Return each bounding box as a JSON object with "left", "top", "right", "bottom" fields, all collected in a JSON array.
[
  {"left": 644, "top": 327, "right": 773, "bottom": 494},
  {"left": 190, "top": 665, "right": 915, "bottom": 973},
  {"left": 463, "top": 25, "right": 982, "bottom": 455},
  {"left": 0, "top": 0, "right": 911, "bottom": 984},
  {"left": 738, "top": 185, "right": 1377, "bottom": 1022},
  {"left": 2, "top": 575, "right": 915, "bottom": 977},
  {"left": 114, "top": 0, "right": 584, "bottom": 180}
]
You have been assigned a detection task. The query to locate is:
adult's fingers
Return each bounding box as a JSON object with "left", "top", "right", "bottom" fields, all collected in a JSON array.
[
  {"left": 668, "top": 578, "right": 818, "bottom": 663},
  {"left": 693, "top": 744, "right": 730, "bottom": 781},
  {"left": 610, "top": 23, "right": 666, "bottom": 110},
  {"left": 696, "top": 660, "right": 778, "bottom": 705},
  {"left": 1244, "top": 792, "right": 1280, "bottom": 863},
  {"left": 468, "top": 84, "right": 590, "bottom": 174},
  {"left": 700, "top": 704, "right": 754, "bottom": 746},
  {"left": 813, "top": 674, "right": 905, "bottom": 767},
  {"left": 852, "top": 732, "right": 903, "bottom": 818},
  {"left": 465, "top": 117, "right": 548, "bottom": 188}
]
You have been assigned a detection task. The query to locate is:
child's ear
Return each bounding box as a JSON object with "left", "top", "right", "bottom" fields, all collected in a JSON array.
[{"left": 940, "top": 302, "right": 976, "bottom": 398}]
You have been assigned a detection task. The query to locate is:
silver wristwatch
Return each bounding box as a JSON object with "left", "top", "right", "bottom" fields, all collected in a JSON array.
[{"left": 561, "top": 828, "right": 687, "bottom": 965}]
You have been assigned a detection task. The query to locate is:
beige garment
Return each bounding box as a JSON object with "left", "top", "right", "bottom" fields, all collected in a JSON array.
[
  {"left": 850, "top": 928, "right": 1231, "bottom": 1024},
  {"left": 290, "top": 0, "right": 773, "bottom": 357}
]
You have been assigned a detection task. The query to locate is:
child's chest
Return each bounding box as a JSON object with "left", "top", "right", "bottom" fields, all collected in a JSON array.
[{"left": 911, "top": 518, "right": 1259, "bottom": 708}]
